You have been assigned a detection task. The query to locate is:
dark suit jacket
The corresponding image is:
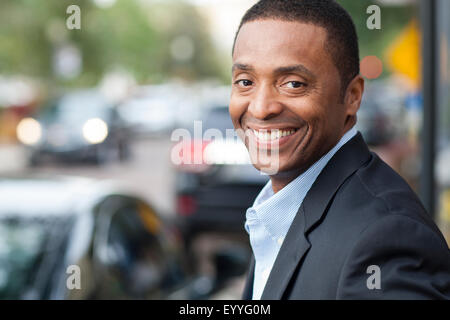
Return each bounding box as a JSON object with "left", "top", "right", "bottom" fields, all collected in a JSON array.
[{"left": 242, "top": 132, "right": 450, "bottom": 299}]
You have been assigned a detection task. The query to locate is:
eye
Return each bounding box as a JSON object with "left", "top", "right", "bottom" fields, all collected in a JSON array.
[
  {"left": 284, "top": 81, "right": 305, "bottom": 89},
  {"left": 235, "top": 79, "right": 253, "bottom": 87}
]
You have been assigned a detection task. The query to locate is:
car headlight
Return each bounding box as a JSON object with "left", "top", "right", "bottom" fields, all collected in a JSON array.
[
  {"left": 16, "top": 117, "right": 42, "bottom": 145},
  {"left": 82, "top": 118, "right": 108, "bottom": 144}
]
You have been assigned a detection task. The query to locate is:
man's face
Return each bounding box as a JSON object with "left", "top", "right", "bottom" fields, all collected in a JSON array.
[{"left": 230, "top": 20, "right": 350, "bottom": 176}]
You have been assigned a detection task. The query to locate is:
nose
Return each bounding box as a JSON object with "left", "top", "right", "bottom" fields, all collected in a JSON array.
[{"left": 248, "top": 84, "right": 283, "bottom": 120}]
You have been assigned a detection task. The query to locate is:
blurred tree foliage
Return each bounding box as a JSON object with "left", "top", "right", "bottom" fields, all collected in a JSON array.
[
  {"left": 0, "top": 0, "right": 418, "bottom": 86},
  {"left": 0, "top": 0, "right": 227, "bottom": 86}
]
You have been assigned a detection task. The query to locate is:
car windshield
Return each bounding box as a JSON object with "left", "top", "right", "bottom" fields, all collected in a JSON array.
[
  {"left": 39, "top": 93, "right": 111, "bottom": 125},
  {"left": 0, "top": 217, "right": 72, "bottom": 299}
]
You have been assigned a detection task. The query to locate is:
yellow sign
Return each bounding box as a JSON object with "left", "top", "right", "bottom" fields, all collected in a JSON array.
[
  {"left": 386, "top": 20, "right": 421, "bottom": 87},
  {"left": 439, "top": 190, "right": 450, "bottom": 247}
]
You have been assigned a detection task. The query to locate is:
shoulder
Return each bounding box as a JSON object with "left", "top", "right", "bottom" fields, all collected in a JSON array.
[
  {"left": 335, "top": 212, "right": 450, "bottom": 299},
  {"left": 332, "top": 153, "right": 450, "bottom": 299},
  {"left": 354, "top": 152, "right": 440, "bottom": 231},
  {"left": 332, "top": 151, "right": 438, "bottom": 232}
]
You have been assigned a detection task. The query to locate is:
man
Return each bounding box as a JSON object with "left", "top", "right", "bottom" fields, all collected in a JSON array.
[{"left": 229, "top": 0, "right": 450, "bottom": 299}]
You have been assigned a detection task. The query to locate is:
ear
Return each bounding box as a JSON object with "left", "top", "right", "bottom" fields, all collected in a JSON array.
[{"left": 344, "top": 74, "right": 365, "bottom": 117}]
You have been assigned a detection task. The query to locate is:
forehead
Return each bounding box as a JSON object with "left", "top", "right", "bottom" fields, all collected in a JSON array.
[{"left": 233, "top": 20, "right": 331, "bottom": 72}]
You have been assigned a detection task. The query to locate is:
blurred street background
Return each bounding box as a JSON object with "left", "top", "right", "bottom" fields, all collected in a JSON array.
[{"left": 0, "top": 0, "right": 449, "bottom": 299}]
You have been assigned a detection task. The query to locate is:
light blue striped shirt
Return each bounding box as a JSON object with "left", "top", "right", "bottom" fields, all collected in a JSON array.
[{"left": 245, "top": 127, "right": 358, "bottom": 300}]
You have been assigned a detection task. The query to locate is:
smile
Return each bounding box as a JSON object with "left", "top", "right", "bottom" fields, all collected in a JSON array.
[{"left": 252, "top": 128, "right": 298, "bottom": 142}]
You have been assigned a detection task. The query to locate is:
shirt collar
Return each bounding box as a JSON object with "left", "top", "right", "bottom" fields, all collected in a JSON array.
[{"left": 245, "top": 127, "right": 358, "bottom": 241}]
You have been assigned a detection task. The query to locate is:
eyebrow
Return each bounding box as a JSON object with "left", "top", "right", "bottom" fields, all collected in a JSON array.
[
  {"left": 232, "top": 63, "right": 254, "bottom": 72},
  {"left": 274, "top": 65, "right": 316, "bottom": 79},
  {"left": 232, "top": 63, "right": 316, "bottom": 79}
]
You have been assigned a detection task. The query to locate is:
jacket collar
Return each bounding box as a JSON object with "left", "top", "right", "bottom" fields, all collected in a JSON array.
[{"left": 242, "top": 132, "right": 372, "bottom": 300}]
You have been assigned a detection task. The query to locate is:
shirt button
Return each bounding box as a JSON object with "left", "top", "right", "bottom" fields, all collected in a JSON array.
[{"left": 277, "top": 237, "right": 284, "bottom": 246}]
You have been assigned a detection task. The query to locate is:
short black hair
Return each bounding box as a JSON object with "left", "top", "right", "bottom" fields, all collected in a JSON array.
[{"left": 233, "top": 0, "right": 360, "bottom": 97}]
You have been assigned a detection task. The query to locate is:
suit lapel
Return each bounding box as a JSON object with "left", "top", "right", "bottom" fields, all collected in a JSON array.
[
  {"left": 302, "top": 132, "right": 371, "bottom": 233},
  {"left": 260, "top": 204, "right": 310, "bottom": 299},
  {"left": 260, "top": 132, "right": 371, "bottom": 299},
  {"left": 241, "top": 257, "right": 255, "bottom": 300}
]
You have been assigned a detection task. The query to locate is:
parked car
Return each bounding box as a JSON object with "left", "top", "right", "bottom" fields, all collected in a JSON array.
[
  {"left": 0, "top": 174, "right": 246, "bottom": 299},
  {"left": 117, "top": 93, "right": 177, "bottom": 138},
  {"left": 173, "top": 105, "right": 268, "bottom": 242},
  {"left": 16, "top": 89, "right": 130, "bottom": 165},
  {"left": 117, "top": 84, "right": 200, "bottom": 138}
]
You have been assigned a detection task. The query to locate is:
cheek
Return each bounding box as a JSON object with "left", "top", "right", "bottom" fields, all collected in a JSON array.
[
  {"left": 294, "top": 88, "right": 342, "bottom": 132},
  {"left": 288, "top": 99, "right": 334, "bottom": 151},
  {"left": 289, "top": 98, "right": 326, "bottom": 129}
]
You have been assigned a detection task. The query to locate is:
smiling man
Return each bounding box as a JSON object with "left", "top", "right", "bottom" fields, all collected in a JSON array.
[{"left": 229, "top": 0, "right": 450, "bottom": 300}]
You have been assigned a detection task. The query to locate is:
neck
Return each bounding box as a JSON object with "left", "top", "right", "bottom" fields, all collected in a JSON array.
[{"left": 270, "top": 168, "right": 303, "bottom": 194}]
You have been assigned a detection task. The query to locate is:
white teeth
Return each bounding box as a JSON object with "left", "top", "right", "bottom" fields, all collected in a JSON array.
[{"left": 252, "top": 129, "right": 296, "bottom": 141}]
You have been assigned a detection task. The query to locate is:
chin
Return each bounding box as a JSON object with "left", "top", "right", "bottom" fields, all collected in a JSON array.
[{"left": 252, "top": 159, "right": 293, "bottom": 176}]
